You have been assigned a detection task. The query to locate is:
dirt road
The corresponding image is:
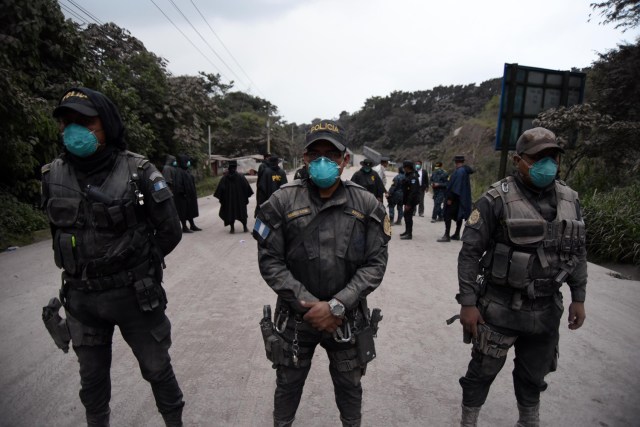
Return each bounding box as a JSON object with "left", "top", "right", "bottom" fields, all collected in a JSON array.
[{"left": 1, "top": 169, "right": 638, "bottom": 426}]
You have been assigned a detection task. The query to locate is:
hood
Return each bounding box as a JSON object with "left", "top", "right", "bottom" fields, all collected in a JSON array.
[
  {"left": 165, "top": 154, "right": 176, "bottom": 165},
  {"left": 56, "top": 87, "right": 126, "bottom": 150}
]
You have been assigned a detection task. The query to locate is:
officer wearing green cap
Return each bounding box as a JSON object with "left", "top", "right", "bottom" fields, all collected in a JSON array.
[{"left": 455, "top": 127, "right": 587, "bottom": 427}]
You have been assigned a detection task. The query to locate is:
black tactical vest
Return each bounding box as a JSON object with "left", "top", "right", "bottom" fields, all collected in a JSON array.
[
  {"left": 44, "top": 152, "right": 152, "bottom": 280},
  {"left": 484, "top": 176, "right": 585, "bottom": 289}
]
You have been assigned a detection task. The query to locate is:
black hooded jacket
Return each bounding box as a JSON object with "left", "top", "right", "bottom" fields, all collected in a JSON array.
[{"left": 42, "top": 87, "right": 182, "bottom": 258}]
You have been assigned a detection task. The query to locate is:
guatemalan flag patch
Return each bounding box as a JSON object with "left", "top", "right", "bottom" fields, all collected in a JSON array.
[{"left": 253, "top": 218, "right": 271, "bottom": 242}]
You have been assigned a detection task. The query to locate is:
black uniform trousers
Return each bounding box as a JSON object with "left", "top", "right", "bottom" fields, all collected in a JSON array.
[
  {"left": 65, "top": 285, "right": 184, "bottom": 418},
  {"left": 460, "top": 285, "right": 563, "bottom": 408},
  {"left": 403, "top": 205, "right": 416, "bottom": 235},
  {"left": 274, "top": 319, "right": 363, "bottom": 425}
]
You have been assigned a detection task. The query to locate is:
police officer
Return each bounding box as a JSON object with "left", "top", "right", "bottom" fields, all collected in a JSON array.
[
  {"left": 430, "top": 161, "right": 448, "bottom": 222},
  {"left": 41, "top": 88, "right": 185, "bottom": 426},
  {"left": 350, "top": 158, "right": 386, "bottom": 202},
  {"left": 400, "top": 160, "right": 420, "bottom": 240},
  {"left": 456, "top": 128, "right": 587, "bottom": 427},
  {"left": 253, "top": 120, "right": 390, "bottom": 427}
]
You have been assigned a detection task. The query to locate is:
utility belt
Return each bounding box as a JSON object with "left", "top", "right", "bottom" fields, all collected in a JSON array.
[
  {"left": 62, "top": 259, "right": 152, "bottom": 292},
  {"left": 484, "top": 279, "right": 560, "bottom": 311},
  {"left": 259, "top": 303, "right": 382, "bottom": 372}
]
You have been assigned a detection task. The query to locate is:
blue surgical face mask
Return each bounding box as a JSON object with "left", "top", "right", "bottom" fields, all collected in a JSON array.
[
  {"left": 187, "top": 160, "right": 191, "bottom": 168},
  {"left": 309, "top": 157, "right": 340, "bottom": 189},
  {"left": 63, "top": 123, "right": 99, "bottom": 157},
  {"left": 525, "top": 156, "right": 558, "bottom": 188},
  {"left": 415, "top": 164, "right": 422, "bottom": 170},
  {"left": 363, "top": 166, "right": 371, "bottom": 173},
  {"left": 172, "top": 160, "right": 177, "bottom": 167}
]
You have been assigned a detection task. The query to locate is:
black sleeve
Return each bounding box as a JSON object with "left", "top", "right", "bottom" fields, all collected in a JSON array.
[{"left": 141, "top": 164, "right": 182, "bottom": 256}]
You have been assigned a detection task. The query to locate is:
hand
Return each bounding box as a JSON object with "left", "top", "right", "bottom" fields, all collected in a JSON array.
[
  {"left": 568, "top": 302, "right": 586, "bottom": 330},
  {"left": 446, "top": 199, "right": 453, "bottom": 206},
  {"left": 300, "top": 300, "right": 343, "bottom": 332},
  {"left": 459, "top": 306, "right": 485, "bottom": 340},
  {"left": 403, "top": 204, "right": 411, "bottom": 212}
]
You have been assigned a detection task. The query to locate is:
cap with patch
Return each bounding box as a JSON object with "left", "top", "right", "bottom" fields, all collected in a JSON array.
[
  {"left": 53, "top": 89, "right": 98, "bottom": 117},
  {"left": 402, "top": 160, "right": 414, "bottom": 169},
  {"left": 454, "top": 155, "right": 465, "bottom": 162},
  {"left": 305, "top": 120, "right": 347, "bottom": 152},
  {"left": 516, "top": 127, "right": 564, "bottom": 156},
  {"left": 360, "top": 158, "right": 374, "bottom": 167}
]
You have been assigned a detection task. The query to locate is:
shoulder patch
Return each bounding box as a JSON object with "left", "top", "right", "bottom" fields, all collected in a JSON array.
[
  {"left": 383, "top": 214, "right": 391, "bottom": 237},
  {"left": 349, "top": 208, "right": 365, "bottom": 220},
  {"left": 153, "top": 180, "right": 168, "bottom": 192},
  {"left": 253, "top": 218, "right": 271, "bottom": 242},
  {"left": 467, "top": 208, "right": 481, "bottom": 225}
]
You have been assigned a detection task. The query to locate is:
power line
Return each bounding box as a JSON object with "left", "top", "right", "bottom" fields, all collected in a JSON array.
[
  {"left": 148, "top": 0, "right": 229, "bottom": 81},
  {"left": 190, "top": 0, "right": 265, "bottom": 97},
  {"left": 59, "top": 3, "right": 88, "bottom": 25},
  {"left": 166, "top": 0, "right": 247, "bottom": 88},
  {"left": 65, "top": 0, "right": 104, "bottom": 25}
]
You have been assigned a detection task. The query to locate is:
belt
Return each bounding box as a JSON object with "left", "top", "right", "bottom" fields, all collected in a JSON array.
[
  {"left": 64, "top": 260, "right": 151, "bottom": 292},
  {"left": 485, "top": 279, "right": 559, "bottom": 302}
]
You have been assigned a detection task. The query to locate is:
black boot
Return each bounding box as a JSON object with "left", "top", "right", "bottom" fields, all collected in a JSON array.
[
  {"left": 242, "top": 222, "right": 248, "bottom": 233},
  {"left": 162, "top": 406, "right": 184, "bottom": 427},
  {"left": 451, "top": 233, "right": 460, "bottom": 240},
  {"left": 189, "top": 220, "right": 202, "bottom": 231},
  {"left": 86, "top": 409, "right": 110, "bottom": 427},
  {"left": 394, "top": 219, "right": 402, "bottom": 225},
  {"left": 437, "top": 234, "right": 451, "bottom": 242},
  {"left": 400, "top": 234, "right": 412, "bottom": 240},
  {"left": 230, "top": 224, "right": 235, "bottom": 234},
  {"left": 182, "top": 226, "right": 193, "bottom": 233}
]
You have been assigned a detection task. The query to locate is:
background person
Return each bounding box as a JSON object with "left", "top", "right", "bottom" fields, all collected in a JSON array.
[
  {"left": 214, "top": 160, "right": 253, "bottom": 233},
  {"left": 430, "top": 161, "right": 449, "bottom": 223},
  {"left": 351, "top": 158, "right": 386, "bottom": 202},
  {"left": 438, "top": 155, "right": 473, "bottom": 242}
]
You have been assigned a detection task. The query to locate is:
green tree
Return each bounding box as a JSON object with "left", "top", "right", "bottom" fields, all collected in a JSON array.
[
  {"left": 0, "top": 0, "right": 86, "bottom": 203},
  {"left": 590, "top": 0, "right": 640, "bottom": 31}
]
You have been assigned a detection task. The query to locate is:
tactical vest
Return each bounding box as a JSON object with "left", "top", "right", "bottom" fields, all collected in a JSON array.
[
  {"left": 483, "top": 176, "right": 585, "bottom": 299},
  {"left": 44, "top": 152, "right": 152, "bottom": 282}
]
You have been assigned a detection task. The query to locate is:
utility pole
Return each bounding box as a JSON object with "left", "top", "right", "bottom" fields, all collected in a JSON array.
[
  {"left": 291, "top": 124, "right": 295, "bottom": 170},
  {"left": 266, "top": 117, "right": 271, "bottom": 154},
  {"left": 208, "top": 125, "right": 211, "bottom": 174}
]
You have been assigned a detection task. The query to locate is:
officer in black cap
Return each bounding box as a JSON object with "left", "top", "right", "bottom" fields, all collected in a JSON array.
[
  {"left": 351, "top": 157, "right": 386, "bottom": 202},
  {"left": 455, "top": 127, "right": 587, "bottom": 426},
  {"left": 254, "top": 119, "right": 390, "bottom": 427},
  {"left": 41, "top": 88, "right": 185, "bottom": 426},
  {"left": 400, "top": 160, "right": 420, "bottom": 240}
]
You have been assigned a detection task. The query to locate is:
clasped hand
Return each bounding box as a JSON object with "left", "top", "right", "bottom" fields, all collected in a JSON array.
[{"left": 300, "top": 300, "right": 343, "bottom": 333}]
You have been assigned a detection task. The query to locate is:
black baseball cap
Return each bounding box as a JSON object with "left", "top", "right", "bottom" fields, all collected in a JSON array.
[
  {"left": 305, "top": 120, "right": 347, "bottom": 152},
  {"left": 53, "top": 89, "right": 99, "bottom": 117}
]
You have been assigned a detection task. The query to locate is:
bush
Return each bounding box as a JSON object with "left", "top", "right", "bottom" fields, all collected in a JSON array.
[
  {"left": 582, "top": 184, "right": 640, "bottom": 265},
  {"left": 195, "top": 176, "right": 221, "bottom": 198},
  {"left": 0, "top": 190, "right": 49, "bottom": 250}
]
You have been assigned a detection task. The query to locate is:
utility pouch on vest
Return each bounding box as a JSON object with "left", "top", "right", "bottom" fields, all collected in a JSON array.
[
  {"left": 505, "top": 218, "right": 546, "bottom": 245},
  {"left": 490, "top": 243, "right": 512, "bottom": 285},
  {"left": 356, "top": 326, "right": 376, "bottom": 365},
  {"left": 92, "top": 203, "right": 111, "bottom": 228},
  {"left": 55, "top": 231, "right": 77, "bottom": 275},
  {"left": 108, "top": 205, "right": 126, "bottom": 233},
  {"left": 507, "top": 251, "right": 532, "bottom": 290},
  {"left": 133, "top": 277, "right": 163, "bottom": 312}
]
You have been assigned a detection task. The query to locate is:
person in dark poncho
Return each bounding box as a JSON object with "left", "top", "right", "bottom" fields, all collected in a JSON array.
[
  {"left": 173, "top": 154, "right": 201, "bottom": 232},
  {"left": 437, "top": 155, "right": 474, "bottom": 242},
  {"left": 255, "top": 155, "right": 288, "bottom": 217},
  {"left": 351, "top": 158, "right": 386, "bottom": 202},
  {"left": 214, "top": 160, "right": 254, "bottom": 233},
  {"left": 162, "top": 155, "right": 177, "bottom": 191}
]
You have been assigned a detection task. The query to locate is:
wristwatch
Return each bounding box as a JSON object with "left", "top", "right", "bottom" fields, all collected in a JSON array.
[{"left": 328, "top": 298, "right": 345, "bottom": 319}]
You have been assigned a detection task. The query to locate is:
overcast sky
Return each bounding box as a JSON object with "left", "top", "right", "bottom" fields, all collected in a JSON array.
[{"left": 60, "top": 0, "right": 638, "bottom": 124}]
